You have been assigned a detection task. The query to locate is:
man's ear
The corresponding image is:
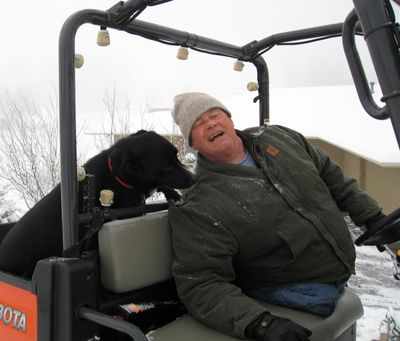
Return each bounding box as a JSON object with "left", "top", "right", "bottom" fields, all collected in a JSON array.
[
  {"left": 190, "top": 143, "right": 199, "bottom": 151},
  {"left": 189, "top": 134, "right": 199, "bottom": 151}
]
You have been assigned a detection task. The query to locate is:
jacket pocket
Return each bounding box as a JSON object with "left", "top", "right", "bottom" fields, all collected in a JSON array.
[{"left": 262, "top": 229, "right": 298, "bottom": 271}]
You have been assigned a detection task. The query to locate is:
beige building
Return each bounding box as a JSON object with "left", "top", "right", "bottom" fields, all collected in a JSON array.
[
  {"left": 263, "top": 85, "right": 400, "bottom": 214},
  {"left": 309, "top": 138, "right": 400, "bottom": 214}
]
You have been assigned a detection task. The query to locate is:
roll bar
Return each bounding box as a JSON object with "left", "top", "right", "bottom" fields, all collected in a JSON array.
[
  {"left": 343, "top": 0, "right": 400, "bottom": 147},
  {"left": 342, "top": 10, "right": 389, "bottom": 121},
  {"left": 59, "top": 0, "right": 399, "bottom": 251}
]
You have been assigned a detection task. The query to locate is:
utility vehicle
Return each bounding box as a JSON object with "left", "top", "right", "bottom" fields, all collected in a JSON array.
[{"left": 0, "top": 0, "right": 399, "bottom": 340}]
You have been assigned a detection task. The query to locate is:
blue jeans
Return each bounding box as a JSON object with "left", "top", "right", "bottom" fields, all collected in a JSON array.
[{"left": 245, "top": 281, "right": 346, "bottom": 317}]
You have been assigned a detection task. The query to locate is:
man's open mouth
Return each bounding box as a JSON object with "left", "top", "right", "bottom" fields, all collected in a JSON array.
[{"left": 209, "top": 131, "right": 224, "bottom": 142}]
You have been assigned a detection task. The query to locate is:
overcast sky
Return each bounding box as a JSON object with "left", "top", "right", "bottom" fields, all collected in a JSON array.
[{"left": 1, "top": 0, "right": 398, "bottom": 115}]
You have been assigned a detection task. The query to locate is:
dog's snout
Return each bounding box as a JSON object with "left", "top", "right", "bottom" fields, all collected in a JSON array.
[{"left": 189, "top": 172, "right": 199, "bottom": 185}]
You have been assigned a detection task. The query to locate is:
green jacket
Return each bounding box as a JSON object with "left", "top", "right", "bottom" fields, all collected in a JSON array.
[{"left": 169, "top": 125, "right": 380, "bottom": 338}]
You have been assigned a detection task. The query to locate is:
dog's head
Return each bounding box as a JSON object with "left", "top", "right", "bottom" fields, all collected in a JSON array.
[{"left": 108, "top": 131, "right": 196, "bottom": 190}]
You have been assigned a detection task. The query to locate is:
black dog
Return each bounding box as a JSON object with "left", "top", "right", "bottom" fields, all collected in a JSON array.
[{"left": 0, "top": 130, "right": 196, "bottom": 278}]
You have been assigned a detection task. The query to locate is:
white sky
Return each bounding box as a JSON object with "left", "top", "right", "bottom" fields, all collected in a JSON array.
[
  {"left": 1, "top": 0, "right": 390, "bottom": 114},
  {"left": 2, "top": 0, "right": 400, "bottom": 157}
]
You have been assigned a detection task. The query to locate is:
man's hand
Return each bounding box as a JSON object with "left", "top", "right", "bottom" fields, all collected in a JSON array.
[
  {"left": 355, "top": 217, "right": 400, "bottom": 246},
  {"left": 246, "top": 312, "right": 312, "bottom": 341}
]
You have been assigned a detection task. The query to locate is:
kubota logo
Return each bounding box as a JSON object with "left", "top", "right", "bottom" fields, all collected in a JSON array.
[{"left": 0, "top": 303, "right": 26, "bottom": 332}]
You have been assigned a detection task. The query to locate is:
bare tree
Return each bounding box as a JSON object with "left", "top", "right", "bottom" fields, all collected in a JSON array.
[
  {"left": 0, "top": 87, "right": 151, "bottom": 211},
  {"left": 92, "top": 87, "right": 153, "bottom": 151},
  {"left": 0, "top": 93, "right": 60, "bottom": 209},
  {"left": 93, "top": 87, "right": 130, "bottom": 151},
  {"left": 0, "top": 185, "right": 18, "bottom": 223}
]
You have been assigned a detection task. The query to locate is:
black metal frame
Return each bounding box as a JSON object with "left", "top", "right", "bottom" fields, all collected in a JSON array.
[
  {"left": 57, "top": 2, "right": 400, "bottom": 337},
  {"left": 59, "top": 1, "right": 353, "bottom": 252},
  {"left": 343, "top": 0, "right": 400, "bottom": 142}
]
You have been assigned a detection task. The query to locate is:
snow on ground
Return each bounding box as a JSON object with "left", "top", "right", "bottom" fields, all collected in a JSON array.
[{"left": 349, "top": 244, "right": 400, "bottom": 340}]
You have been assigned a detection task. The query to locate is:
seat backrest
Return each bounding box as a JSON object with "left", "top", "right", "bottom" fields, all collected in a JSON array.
[{"left": 98, "top": 210, "right": 171, "bottom": 293}]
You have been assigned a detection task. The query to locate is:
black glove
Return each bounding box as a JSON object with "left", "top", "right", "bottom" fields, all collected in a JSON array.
[
  {"left": 355, "top": 210, "right": 400, "bottom": 246},
  {"left": 245, "top": 312, "right": 312, "bottom": 341}
]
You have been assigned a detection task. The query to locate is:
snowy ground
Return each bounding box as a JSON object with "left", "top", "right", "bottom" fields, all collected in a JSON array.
[{"left": 349, "top": 243, "right": 400, "bottom": 340}]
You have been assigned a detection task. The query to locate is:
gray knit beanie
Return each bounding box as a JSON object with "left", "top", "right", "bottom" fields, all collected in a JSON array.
[{"left": 171, "top": 92, "right": 231, "bottom": 147}]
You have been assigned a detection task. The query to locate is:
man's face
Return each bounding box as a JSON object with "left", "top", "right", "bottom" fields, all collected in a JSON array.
[{"left": 190, "top": 108, "right": 236, "bottom": 160}]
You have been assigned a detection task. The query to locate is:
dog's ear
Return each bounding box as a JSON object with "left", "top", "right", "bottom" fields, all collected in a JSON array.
[{"left": 110, "top": 149, "right": 140, "bottom": 177}]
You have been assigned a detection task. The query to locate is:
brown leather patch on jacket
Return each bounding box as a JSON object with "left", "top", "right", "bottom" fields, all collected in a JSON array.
[{"left": 266, "top": 145, "right": 280, "bottom": 156}]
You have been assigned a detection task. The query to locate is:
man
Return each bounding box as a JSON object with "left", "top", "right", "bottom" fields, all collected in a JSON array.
[{"left": 169, "top": 92, "right": 398, "bottom": 341}]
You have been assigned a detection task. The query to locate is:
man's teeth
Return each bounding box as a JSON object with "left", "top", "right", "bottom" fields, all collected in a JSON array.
[{"left": 209, "top": 131, "right": 224, "bottom": 141}]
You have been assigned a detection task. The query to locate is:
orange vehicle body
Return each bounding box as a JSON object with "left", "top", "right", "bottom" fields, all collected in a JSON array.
[{"left": 0, "top": 281, "right": 37, "bottom": 341}]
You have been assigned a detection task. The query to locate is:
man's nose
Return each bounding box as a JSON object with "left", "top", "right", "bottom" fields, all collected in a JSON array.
[{"left": 204, "top": 117, "right": 217, "bottom": 129}]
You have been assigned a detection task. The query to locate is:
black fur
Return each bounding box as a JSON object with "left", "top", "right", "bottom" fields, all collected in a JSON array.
[{"left": 0, "top": 130, "right": 195, "bottom": 278}]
